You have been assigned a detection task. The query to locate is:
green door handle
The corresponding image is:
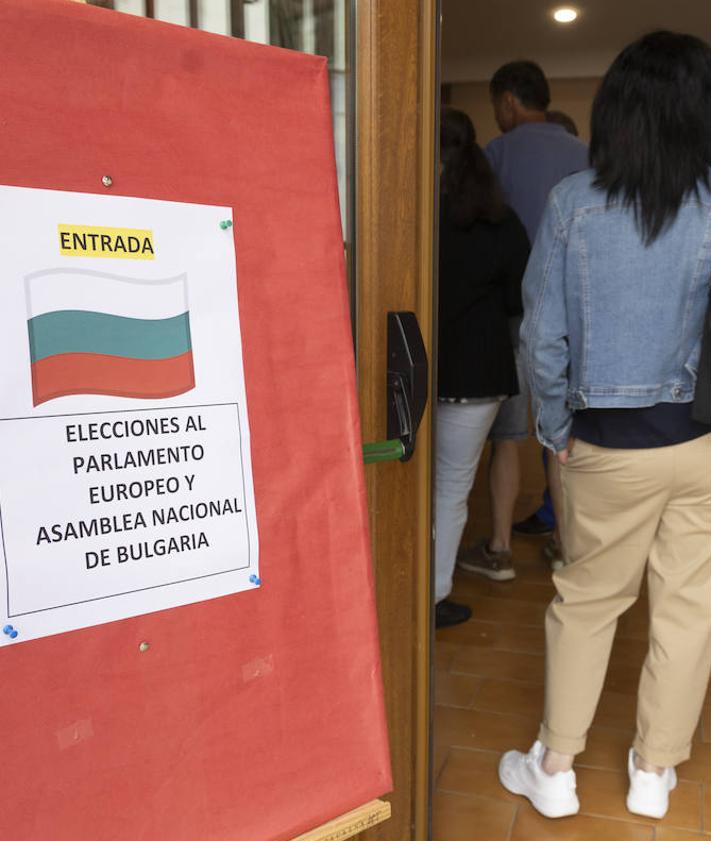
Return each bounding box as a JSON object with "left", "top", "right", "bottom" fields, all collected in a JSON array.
[{"left": 362, "top": 439, "right": 405, "bottom": 464}]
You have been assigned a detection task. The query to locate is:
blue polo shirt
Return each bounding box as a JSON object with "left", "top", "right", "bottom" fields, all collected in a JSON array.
[{"left": 485, "top": 121, "right": 589, "bottom": 243}]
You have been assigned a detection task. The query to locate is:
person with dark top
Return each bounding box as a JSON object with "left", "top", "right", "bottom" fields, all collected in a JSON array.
[
  {"left": 435, "top": 107, "right": 529, "bottom": 629},
  {"left": 498, "top": 32, "right": 711, "bottom": 821}
]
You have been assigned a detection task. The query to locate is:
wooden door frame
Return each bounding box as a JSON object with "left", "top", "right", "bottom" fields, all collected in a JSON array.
[{"left": 355, "top": 2, "right": 439, "bottom": 839}]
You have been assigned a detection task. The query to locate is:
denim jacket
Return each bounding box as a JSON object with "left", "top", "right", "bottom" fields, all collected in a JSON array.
[{"left": 521, "top": 169, "right": 711, "bottom": 452}]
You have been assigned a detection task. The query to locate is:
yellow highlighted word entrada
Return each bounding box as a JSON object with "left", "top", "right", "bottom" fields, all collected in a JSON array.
[{"left": 58, "top": 225, "right": 155, "bottom": 260}]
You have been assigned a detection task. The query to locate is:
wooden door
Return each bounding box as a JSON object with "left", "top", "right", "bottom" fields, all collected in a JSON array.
[{"left": 356, "top": 2, "right": 438, "bottom": 840}]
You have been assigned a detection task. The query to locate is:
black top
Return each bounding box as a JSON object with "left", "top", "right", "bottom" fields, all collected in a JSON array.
[
  {"left": 572, "top": 402, "right": 711, "bottom": 449},
  {"left": 438, "top": 201, "right": 530, "bottom": 400}
]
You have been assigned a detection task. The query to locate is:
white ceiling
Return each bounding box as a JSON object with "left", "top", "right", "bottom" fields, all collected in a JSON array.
[{"left": 442, "top": 0, "right": 711, "bottom": 82}]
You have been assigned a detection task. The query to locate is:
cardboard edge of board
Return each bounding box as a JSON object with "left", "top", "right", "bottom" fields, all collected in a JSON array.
[{"left": 290, "top": 799, "right": 391, "bottom": 841}]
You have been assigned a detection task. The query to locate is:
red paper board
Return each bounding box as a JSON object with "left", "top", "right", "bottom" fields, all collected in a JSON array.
[{"left": 0, "top": 2, "right": 391, "bottom": 839}]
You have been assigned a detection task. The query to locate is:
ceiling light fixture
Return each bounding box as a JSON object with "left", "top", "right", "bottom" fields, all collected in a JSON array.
[{"left": 553, "top": 7, "right": 578, "bottom": 23}]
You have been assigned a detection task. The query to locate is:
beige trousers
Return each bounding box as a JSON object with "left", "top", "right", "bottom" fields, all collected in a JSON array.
[{"left": 539, "top": 433, "right": 711, "bottom": 767}]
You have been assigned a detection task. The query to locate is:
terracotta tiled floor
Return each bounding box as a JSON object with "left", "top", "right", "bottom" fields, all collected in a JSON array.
[{"left": 434, "top": 439, "right": 711, "bottom": 840}]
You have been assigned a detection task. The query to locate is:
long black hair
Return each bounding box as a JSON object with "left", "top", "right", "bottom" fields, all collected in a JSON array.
[
  {"left": 440, "top": 106, "right": 505, "bottom": 228},
  {"left": 591, "top": 31, "right": 711, "bottom": 244}
]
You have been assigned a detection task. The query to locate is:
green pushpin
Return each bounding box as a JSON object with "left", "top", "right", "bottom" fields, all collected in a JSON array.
[{"left": 219, "top": 219, "right": 233, "bottom": 230}]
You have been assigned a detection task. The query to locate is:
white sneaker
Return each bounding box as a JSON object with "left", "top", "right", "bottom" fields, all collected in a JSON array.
[
  {"left": 498, "top": 741, "right": 580, "bottom": 818},
  {"left": 626, "top": 749, "right": 677, "bottom": 819}
]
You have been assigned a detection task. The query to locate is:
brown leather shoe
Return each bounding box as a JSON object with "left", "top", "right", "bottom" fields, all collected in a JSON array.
[{"left": 457, "top": 539, "right": 515, "bottom": 581}]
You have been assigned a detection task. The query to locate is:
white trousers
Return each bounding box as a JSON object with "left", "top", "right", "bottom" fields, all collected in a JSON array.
[{"left": 435, "top": 400, "right": 501, "bottom": 602}]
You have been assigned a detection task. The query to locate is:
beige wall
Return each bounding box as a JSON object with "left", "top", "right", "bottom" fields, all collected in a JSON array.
[{"left": 448, "top": 77, "right": 601, "bottom": 147}]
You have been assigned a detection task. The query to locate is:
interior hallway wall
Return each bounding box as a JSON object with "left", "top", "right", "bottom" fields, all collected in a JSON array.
[{"left": 447, "top": 77, "right": 600, "bottom": 147}]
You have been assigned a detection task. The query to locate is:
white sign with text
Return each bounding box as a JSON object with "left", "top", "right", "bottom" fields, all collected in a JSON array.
[{"left": 0, "top": 186, "right": 259, "bottom": 644}]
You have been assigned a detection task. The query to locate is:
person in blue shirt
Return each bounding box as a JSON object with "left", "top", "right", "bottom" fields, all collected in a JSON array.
[
  {"left": 457, "top": 61, "right": 587, "bottom": 581},
  {"left": 499, "top": 30, "right": 711, "bottom": 821}
]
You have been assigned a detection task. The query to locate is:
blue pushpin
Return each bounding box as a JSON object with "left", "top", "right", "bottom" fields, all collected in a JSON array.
[
  {"left": 249, "top": 575, "right": 261, "bottom": 585},
  {"left": 9, "top": 630, "right": 18, "bottom": 639},
  {"left": 219, "top": 219, "right": 233, "bottom": 230},
  {"left": 3, "top": 625, "right": 13, "bottom": 635}
]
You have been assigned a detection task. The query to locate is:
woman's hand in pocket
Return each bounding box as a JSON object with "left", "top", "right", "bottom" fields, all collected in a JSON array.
[{"left": 556, "top": 437, "right": 576, "bottom": 465}]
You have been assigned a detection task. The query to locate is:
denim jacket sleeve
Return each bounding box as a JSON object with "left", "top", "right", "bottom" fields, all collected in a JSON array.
[{"left": 520, "top": 192, "right": 573, "bottom": 452}]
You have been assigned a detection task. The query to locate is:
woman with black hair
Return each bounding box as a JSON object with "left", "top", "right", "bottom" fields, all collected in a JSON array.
[
  {"left": 499, "top": 31, "right": 711, "bottom": 820},
  {"left": 435, "top": 107, "right": 529, "bottom": 628}
]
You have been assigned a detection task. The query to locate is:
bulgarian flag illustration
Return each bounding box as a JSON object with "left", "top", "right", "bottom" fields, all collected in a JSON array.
[{"left": 26, "top": 269, "right": 195, "bottom": 406}]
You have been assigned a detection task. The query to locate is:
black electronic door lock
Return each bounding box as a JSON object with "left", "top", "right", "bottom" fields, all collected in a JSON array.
[{"left": 386, "top": 311, "right": 428, "bottom": 461}]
